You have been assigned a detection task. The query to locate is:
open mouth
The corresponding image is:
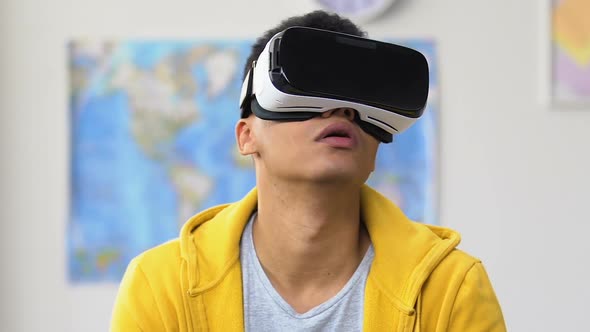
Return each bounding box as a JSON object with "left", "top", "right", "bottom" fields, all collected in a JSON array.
[
  {"left": 316, "top": 123, "right": 357, "bottom": 148},
  {"left": 323, "top": 129, "right": 351, "bottom": 139}
]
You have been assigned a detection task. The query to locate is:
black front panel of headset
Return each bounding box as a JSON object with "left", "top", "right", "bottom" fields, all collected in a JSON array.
[{"left": 276, "top": 27, "right": 429, "bottom": 117}]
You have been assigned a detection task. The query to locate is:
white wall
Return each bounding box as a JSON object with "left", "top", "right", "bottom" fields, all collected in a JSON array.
[{"left": 1, "top": 0, "right": 589, "bottom": 331}]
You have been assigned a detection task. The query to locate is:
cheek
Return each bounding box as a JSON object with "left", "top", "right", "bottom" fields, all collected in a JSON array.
[
  {"left": 255, "top": 123, "right": 307, "bottom": 158},
  {"left": 275, "top": 122, "right": 309, "bottom": 143},
  {"left": 284, "top": 129, "right": 305, "bottom": 150}
]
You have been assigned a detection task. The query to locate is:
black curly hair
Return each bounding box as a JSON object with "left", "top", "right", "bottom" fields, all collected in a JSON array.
[{"left": 242, "top": 10, "right": 366, "bottom": 81}]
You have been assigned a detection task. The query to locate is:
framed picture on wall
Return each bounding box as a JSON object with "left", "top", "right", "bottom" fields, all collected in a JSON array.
[{"left": 550, "top": 0, "right": 590, "bottom": 106}]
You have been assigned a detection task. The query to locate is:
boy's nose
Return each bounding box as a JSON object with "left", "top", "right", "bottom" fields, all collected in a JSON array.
[{"left": 321, "top": 108, "right": 356, "bottom": 121}]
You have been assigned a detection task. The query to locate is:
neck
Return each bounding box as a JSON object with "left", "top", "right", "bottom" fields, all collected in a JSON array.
[{"left": 252, "top": 178, "right": 371, "bottom": 312}]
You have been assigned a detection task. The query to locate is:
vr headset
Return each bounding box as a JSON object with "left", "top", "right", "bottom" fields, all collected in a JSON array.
[{"left": 239, "top": 27, "right": 429, "bottom": 143}]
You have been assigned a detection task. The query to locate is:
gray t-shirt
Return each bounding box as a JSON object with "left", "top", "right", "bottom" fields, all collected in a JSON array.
[{"left": 240, "top": 213, "right": 374, "bottom": 331}]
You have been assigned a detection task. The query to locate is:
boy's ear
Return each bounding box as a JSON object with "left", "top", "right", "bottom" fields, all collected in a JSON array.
[{"left": 236, "top": 119, "right": 257, "bottom": 155}]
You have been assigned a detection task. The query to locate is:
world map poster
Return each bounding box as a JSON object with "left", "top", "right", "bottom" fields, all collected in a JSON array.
[{"left": 68, "top": 39, "right": 439, "bottom": 282}]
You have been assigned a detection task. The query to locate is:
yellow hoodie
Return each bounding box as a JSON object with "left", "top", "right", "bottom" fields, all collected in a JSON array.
[{"left": 111, "top": 186, "right": 506, "bottom": 331}]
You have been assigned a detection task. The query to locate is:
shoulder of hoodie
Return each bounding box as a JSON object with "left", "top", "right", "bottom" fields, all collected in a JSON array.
[
  {"left": 421, "top": 223, "right": 486, "bottom": 284},
  {"left": 422, "top": 223, "right": 483, "bottom": 272},
  {"left": 127, "top": 238, "right": 183, "bottom": 281},
  {"left": 124, "top": 203, "right": 233, "bottom": 281},
  {"left": 411, "top": 223, "right": 501, "bottom": 331}
]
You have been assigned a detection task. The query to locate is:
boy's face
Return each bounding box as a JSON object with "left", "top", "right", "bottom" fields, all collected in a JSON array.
[{"left": 236, "top": 108, "right": 379, "bottom": 186}]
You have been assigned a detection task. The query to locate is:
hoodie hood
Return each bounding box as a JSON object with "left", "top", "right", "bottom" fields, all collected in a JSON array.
[{"left": 179, "top": 185, "right": 461, "bottom": 313}]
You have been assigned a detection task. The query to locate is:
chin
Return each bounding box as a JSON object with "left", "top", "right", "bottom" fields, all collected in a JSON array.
[
  {"left": 275, "top": 159, "right": 372, "bottom": 185},
  {"left": 304, "top": 167, "right": 369, "bottom": 186}
]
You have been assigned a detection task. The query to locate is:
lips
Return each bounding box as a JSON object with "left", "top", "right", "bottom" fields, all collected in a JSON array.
[{"left": 315, "top": 122, "right": 358, "bottom": 148}]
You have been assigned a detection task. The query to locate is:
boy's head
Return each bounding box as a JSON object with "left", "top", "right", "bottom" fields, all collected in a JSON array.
[{"left": 236, "top": 11, "right": 382, "bottom": 186}]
